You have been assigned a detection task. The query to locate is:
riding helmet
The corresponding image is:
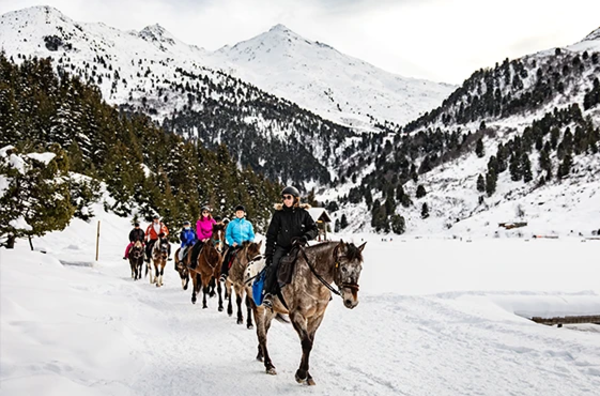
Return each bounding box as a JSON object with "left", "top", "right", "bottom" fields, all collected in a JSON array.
[
  {"left": 281, "top": 186, "right": 300, "bottom": 198},
  {"left": 183, "top": 220, "right": 191, "bottom": 226},
  {"left": 152, "top": 215, "right": 160, "bottom": 220},
  {"left": 234, "top": 205, "right": 245, "bottom": 212},
  {"left": 214, "top": 216, "right": 222, "bottom": 222},
  {"left": 134, "top": 222, "right": 140, "bottom": 227},
  {"left": 201, "top": 206, "right": 211, "bottom": 213}
]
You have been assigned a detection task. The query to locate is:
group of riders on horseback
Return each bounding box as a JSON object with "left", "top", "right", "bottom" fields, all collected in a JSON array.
[
  {"left": 123, "top": 186, "right": 367, "bottom": 385},
  {"left": 123, "top": 185, "right": 317, "bottom": 305}
]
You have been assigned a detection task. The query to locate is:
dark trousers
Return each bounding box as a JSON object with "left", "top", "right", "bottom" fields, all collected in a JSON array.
[
  {"left": 265, "top": 246, "right": 291, "bottom": 294},
  {"left": 221, "top": 245, "right": 239, "bottom": 276},
  {"left": 190, "top": 241, "right": 204, "bottom": 268}
]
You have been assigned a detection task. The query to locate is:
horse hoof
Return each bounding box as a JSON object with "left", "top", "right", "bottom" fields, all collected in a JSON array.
[
  {"left": 307, "top": 378, "right": 316, "bottom": 386},
  {"left": 295, "top": 370, "right": 307, "bottom": 383},
  {"left": 247, "top": 324, "right": 254, "bottom": 330},
  {"left": 266, "top": 367, "right": 277, "bottom": 375},
  {"left": 237, "top": 319, "right": 243, "bottom": 325},
  {"left": 218, "top": 306, "right": 224, "bottom": 312},
  {"left": 256, "top": 355, "right": 264, "bottom": 362},
  {"left": 203, "top": 305, "right": 208, "bottom": 309}
]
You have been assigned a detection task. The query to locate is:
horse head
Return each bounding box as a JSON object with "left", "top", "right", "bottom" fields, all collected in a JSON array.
[
  {"left": 131, "top": 241, "right": 144, "bottom": 259},
  {"left": 211, "top": 223, "right": 226, "bottom": 253},
  {"left": 333, "top": 240, "right": 366, "bottom": 309},
  {"left": 242, "top": 240, "right": 262, "bottom": 265},
  {"left": 154, "top": 236, "right": 170, "bottom": 260}
]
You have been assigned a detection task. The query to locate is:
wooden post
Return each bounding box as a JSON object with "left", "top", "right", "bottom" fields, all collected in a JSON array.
[{"left": 95, "top": 220, "right": 101, "bottom": 261}]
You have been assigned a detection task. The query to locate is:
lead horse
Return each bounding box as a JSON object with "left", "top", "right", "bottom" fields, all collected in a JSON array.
[
  {"left": 249, "top": 240, "right": 366, "bottom": 385},
  {"left": 128, "top": 240, "right": 144, "bottom": 280}
]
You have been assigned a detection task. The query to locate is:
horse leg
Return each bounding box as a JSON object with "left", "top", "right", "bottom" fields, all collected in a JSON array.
[
  {"left": 226, "top": 282, "right": 233, "bottom": 316},
  {"left": 245, "top": 294, "right": 254, "bottom": 329},
  {"left": 217, "top": 279, "right": 224, "bottom": 312},
  {"left": 160, "top": 265, "right": 165, "bottom": 286},
  {"left": 259, "top": 308, "right": 277, "bottom": 374},
  {"left": 155, "top": 262, "right": 161, "bottom": 287},
  {"left": 290, "top": 310, "right": 315, "bottom": 385},
  {"left": 235, "top": 286, "right": 244, "bottom": 325},
  {"left": 303, "top": 314, "right": 325, "bottom": 386},
  {"left": 184, "top": 271, "right": 189, "bottom": 290},
  {"left": 191, "top": 272, "right": 198, "bottom": 304},
  {"left": 202, "top": 275, "right": 210, "bottom": 309}
]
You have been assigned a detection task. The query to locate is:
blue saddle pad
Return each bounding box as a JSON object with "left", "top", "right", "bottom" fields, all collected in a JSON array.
[{"left": 252, "top": 269, "right": 266, "bottom": 306}]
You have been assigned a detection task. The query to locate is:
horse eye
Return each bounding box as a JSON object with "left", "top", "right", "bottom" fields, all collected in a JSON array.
[{"left": 341, "top": 266, "right": 347, "bottom": 272}]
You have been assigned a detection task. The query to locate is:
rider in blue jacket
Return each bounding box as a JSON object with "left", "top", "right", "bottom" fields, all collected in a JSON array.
[
  {"left": 178, "top": 221, "right": 197, "bottom": 262},
  {"left": 220, "top": 205, "right": 255, "bottom": 281}
]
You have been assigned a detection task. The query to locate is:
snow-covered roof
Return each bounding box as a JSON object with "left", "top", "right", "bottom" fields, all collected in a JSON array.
[{"left": 307, "top": 207, "right": 331, "bottom": 223}]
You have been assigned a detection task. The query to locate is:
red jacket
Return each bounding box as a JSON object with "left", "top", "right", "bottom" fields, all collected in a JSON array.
[{"left": 146, "top": 222, "right": 169, "bottom": 241}]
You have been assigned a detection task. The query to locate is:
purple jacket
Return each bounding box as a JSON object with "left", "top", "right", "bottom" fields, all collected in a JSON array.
[{"left": 196, "top": 217, "right": 216, "bottom": 240}]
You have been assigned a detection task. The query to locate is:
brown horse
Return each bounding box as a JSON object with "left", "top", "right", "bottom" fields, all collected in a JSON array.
[
  {"left": 249, "top": 240, "right": 365, "bottom": 385},
  {"left": 225, "top": 240, "right": 262, "bottom": 328},
  {"left": 174, "top": 247, "right": 191, "bottom": 290},
  {"left": 187, "top": 225, "right": 224, "bottom": 309},
  {"left": 128, "top": 240, "right": 144, "bottom": 280},
  {"left": 151, "top": 235, "right": 169, "bottom": 287}
]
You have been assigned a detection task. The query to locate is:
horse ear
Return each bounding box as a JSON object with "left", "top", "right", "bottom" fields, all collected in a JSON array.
[
  {"left": 257, "top": 240, "right": 263, "bottom": 248},
  {"left": 358, "top": 242, "right": 367, "bottom": 252}
]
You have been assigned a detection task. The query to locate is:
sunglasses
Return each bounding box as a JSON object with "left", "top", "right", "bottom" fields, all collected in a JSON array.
[
  {"left": 283, "top": 195, "right": 294, "bottom": 200},
  {"left": 202, "top": 211, "right": 209, "bottom": 214}
]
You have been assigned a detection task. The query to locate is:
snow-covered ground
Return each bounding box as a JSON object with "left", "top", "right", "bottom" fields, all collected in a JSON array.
[{"left": 2, "top": 204, "right": 600, "bottom": 395}]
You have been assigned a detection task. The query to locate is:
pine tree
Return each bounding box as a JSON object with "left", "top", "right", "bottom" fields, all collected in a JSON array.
[
  {"left": 421, "top": 202, "right": 430, "bottom": 219},
  {"left": 521, "top": 153, "right": 533, "bottom": 182},
  {"left": 340, "top": 214, "right": 349, "bottom": 229},
  {"left": 334, "top": 219, "right": 340, "bottom": 233},
  {"left": 390, "top": 214, "right": 405, "bottom": 234},
  {"left": 416, "top": 184, "right": 427, "bottom": 198},
  {"left": 475, "top": 137, "right": 485, "bottom": 158},
  {"left": 476, "top": 174, "right": 485, "bottom": 192},
  {"left": 485, "top": 170, "right": 497, "bottom": 196}
]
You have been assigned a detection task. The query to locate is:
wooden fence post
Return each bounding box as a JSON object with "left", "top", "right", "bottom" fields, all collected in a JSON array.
[{"left": 95, "top": 220, "right": 101, "bottom": 261}]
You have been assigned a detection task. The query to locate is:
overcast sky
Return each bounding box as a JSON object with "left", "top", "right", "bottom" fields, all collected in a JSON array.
[{"left": 1, "top": 0, "right": 599, "bottom": 83}]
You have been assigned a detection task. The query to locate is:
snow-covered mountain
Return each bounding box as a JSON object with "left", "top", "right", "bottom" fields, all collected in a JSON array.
[
  {"left": 0, "top": 6, "right": 365, "bottom": 187},
  {"left": 0, "top": 6, "right": 453, "bottom": 132},
  {"left": 213, "top": 24, "right": 455, "bottom": 130},
  {"left": 326, "top": 26, "right": 600, "bottom": 236}
]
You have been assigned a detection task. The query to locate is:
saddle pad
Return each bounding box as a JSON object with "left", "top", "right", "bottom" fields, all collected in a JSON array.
[
  {"left": 252, "top": 269, "right": 266, "bottom": 305},
  {"left": 277, "top": 247, "right": 300, "bottom": 287}
]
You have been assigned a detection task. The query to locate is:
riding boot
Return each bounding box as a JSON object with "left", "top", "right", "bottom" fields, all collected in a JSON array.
[
  {"left": 220, "top": 247, "right": 234, "bottom": 281},
  {"left": 167, "top": 244, "right": 172, "bottom": 261}
]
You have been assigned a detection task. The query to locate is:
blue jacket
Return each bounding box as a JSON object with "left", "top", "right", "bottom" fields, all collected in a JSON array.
[
  {"left": 180, "top": 228, "right": 197, "bottom": 248},
  {"left": 226, "top": 217, "right": 255, "bottom": 246}
]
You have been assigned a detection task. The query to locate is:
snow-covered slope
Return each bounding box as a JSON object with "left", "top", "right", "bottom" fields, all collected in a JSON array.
[
  {"left": 214, "top": 24, "right": 455, "bottom": 129},
  {"left": 2, "top": 201, "right": 600, "bottom": 395},
  {"left": 0, "top": 6, "right": 454, "bottom": 131}
]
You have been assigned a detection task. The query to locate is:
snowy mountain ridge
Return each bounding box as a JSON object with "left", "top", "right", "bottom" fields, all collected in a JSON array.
[{"left": 0, "top": 5, "right": 454, "bottom": 131}]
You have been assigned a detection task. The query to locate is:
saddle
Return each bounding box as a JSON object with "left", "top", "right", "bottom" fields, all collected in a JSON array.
[{"left": 277, "top": 246, "right": 301, "bottom": 288}]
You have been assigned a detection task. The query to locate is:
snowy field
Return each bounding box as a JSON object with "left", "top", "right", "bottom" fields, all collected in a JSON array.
[{"left": 2, "top": 206, "right": 600, "bottom": 395}]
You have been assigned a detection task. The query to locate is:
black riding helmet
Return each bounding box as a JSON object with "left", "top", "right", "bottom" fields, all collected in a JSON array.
[{"left": 281, "top": 186, "right": 300, "bottom": 197}]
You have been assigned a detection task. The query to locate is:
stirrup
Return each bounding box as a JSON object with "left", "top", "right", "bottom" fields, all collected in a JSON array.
[
  {"left": 262, "top": 293, "right": 274, "bottom": 308},
  {"left": 219, "top": 273, "right": 227, "bottom": 282}
]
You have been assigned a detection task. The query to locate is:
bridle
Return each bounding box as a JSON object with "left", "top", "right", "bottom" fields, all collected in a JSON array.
[{"left": 299, "top": 246, "right": 360, "bottom": 298}]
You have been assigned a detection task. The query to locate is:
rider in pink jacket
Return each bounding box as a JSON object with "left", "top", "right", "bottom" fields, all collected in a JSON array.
[{"left": 190, "top": 206, "right": 216, "bottom": 269}]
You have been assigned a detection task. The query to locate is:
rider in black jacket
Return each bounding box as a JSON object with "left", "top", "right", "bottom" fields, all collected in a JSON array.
[{"left": 262, "top": 186, "right": 318, "bottom": 308}]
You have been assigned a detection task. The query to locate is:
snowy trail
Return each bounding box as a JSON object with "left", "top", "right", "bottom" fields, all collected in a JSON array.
[
  {"left": 5, "top": 252, "right": 599, "bottom": 396},
  {"left": 2, "top": 210, "right": 600, "bottom": 396}
]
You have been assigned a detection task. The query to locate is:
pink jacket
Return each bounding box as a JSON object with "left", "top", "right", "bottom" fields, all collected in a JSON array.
[{"left": 196, "top": 217, "right": 216, "bottom": 241}]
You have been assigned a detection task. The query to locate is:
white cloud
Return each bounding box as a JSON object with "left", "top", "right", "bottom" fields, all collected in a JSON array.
[{"left": 1, "top": 0, "right": 599, "bottom": 83}]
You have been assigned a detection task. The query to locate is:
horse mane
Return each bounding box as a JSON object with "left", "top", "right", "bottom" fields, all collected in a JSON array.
[{"left": 343, "top": 242, "right": 363, "bottom": 262}]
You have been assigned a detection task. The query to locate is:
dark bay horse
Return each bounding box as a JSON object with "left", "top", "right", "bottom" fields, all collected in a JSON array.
[
  {"left": 128, "top": 240, "right": 144, "bottom": 280},
  {"left": 225, "top": 240, "right": 262, "bottom": 328},
  {"left": 249, "top": 240, "right": 366, "bottom": 385},
  {"left": 174, "top": 247, "right": 190, "bottom": 290},
  {"left": 187, "top": 225, "right": 224, "bottom": 309},
  {"left": 151, "top": 235, "right": 169, "bottom": 287}
]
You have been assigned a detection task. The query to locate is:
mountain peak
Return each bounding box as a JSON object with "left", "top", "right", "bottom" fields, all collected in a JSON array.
[
  {"left": 582, "top": 26, "right": 600, "bottom": 42},
  {"left": 139, "top": 23, "right": 176, "bottom": 47},
  {"left": 266, "top": 24, "right": 303, "bottom": 39}
]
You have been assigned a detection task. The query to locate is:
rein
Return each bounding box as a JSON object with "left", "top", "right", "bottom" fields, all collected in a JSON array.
[{"left": 299, "top": 248, "right": 345, "bottom": 297}]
